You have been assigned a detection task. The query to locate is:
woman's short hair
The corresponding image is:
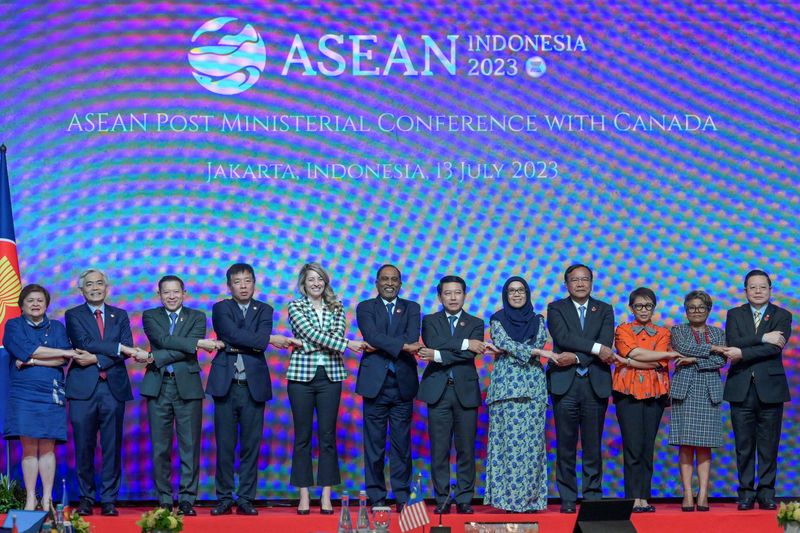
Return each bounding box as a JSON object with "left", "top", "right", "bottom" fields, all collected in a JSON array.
[{"left": 18, "top": 284, "right": 51, "bottom": 308}]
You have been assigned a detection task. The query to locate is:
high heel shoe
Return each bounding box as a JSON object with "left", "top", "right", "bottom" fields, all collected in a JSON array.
[
  {"left": 320, "top": 506, "right": 334, "bottom": 515},
  {"left": 297, "top": 507, "right": 310, "bottom": 515}
]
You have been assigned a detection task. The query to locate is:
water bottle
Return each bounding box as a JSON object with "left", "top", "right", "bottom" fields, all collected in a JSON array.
[
  {"left": 62, "top": 507, "right": 74, "bottom": 533},
  {"left": 54, "top": 504, "right": 64, "bottom": 533},
  {"left": 356, "top": 490, "right": 371, "bottom": 531},
  {"left": 337, "top": 492, "right": 353, "bottom": 533}
]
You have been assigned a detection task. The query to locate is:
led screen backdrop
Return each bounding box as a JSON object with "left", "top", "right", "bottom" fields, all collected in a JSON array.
[{"left": 0, "top": 0, "right": 798, "bottom": 500}]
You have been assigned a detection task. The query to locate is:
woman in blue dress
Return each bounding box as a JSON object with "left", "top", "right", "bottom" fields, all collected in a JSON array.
[
  {"left": 4, "top": 284, "right": 78, "bottom": 511},
  {"left": 484, "top": 276, "right": 563, "bottom": 512}
]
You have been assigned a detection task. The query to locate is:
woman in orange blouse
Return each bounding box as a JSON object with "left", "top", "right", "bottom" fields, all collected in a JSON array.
[{"left": 613, "top": 287, "right": 680, "bottom": 513}]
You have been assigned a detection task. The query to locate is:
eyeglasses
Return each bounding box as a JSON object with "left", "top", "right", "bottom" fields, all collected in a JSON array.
[
  {"left": 507, "top": 288, "right": 526, "bottom": 295},
  {"left": 567, "top": 277, "right": 592, "bottom": 284},
  {"left": 686, "top": 306, "right": 708, "bottom": 313},
  {"left": 632, "top": 303, "right": 655, "bottom": 311}
]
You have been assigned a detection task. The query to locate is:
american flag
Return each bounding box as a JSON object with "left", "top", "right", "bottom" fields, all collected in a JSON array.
[{"left": 399, "top": 479, "right": 430, "bottom": 532}]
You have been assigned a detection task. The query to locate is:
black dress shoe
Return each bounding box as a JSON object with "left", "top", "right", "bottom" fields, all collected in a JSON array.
[
  {"left": 77, "top": 500, "right": 94, "bottom": 516},
  {"left": 178, "top": 502, "right": 197, "bottom": 516},
  {"left": 456, "top": 503, "right": 474, "bottom": 514},
  {"left": 236, "top": 501, "right": 259, "bottom": 515},
  {"left": 369, "top": 499, "right": 386, "bottom": 508},
  {"left": 560, "top": 502, "right": 576, "bottom": 514},
  {"left": 159, "top": 503, "right": 173, "bottom": 511},
  {"left": 210, "top": 500, "right": 233, "bottom": 516},
  {"left": 737, "top": 500, "right": 755, "bottom": 511},
  {"left": 101, "top": 503, "right": 119, "bottom": 516},
  {"left": 681, "top": 505, "right": 695, "bottom": 512},
  {"left": 395, "top": 502, "right": 405, "bottom": 513},
  {"left": 632, "top": 506, "right": 646, "bottom": 513},
  {"left": 643, "top": 505, "right": 656, "bottom": 513},
  {"left": 433, "top": 502, "right": 451, "bottom": 514},
  {"left": 758, "top": 499, "right": 777, "bottom": 510}
]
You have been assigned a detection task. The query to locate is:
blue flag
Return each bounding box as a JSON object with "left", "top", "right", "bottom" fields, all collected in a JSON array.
[{"left": 0, "top": 144, "right": 22, "bottom": 436}]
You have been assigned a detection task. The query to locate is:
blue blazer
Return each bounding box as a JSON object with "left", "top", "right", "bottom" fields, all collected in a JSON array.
[
  {"left": 355, "top": 296, "right": 421, "bottom": 401},
  {"left": 65, "top": 303, "right": 133, "bottom": 402},
  {"left": 206, "top": 298, "right": 273, "bottom": 403}
]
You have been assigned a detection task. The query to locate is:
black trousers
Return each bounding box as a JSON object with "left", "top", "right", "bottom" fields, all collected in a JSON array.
[
  {"left": 147, "top": 377, "right": 202, "bottom": 505},
  {"left": 613, "top": 392, "right": 665, "bottom": 499},
  {"left": 551, "top": 374, "right": 608, "bottom": 503},
  {"left": 362, "top": 371, "right": 413, "bottom": 504},
  {"left": 729, "top": 381, "right": 784, "bottom": 502},
  {"left": 427, "top": 383, "right": 478, "bottom": 505},
  {"left": 69, "top": 380, "right": 125, "bottom": 504},
  {"left": 288, "top": 366, "right": 342, "bottom": 487},
  {"left": 213, "top": 382, "right": 265, "bottom": 503}
]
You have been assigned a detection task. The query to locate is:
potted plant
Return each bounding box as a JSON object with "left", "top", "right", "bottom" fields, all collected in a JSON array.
[
  {"left": 71, "top": 511, "right": 92, "bottom": 533},
  {"left": 135, "top": 507, "right": 184, "bottom": 533},
  {"left": 0, "top": 475, "right": 24, "bottom": 513},
  {"left": 777, "top": 501, "right": 800, "bottom": 533}
]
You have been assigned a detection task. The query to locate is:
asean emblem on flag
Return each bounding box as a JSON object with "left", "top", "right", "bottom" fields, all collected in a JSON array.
[{"left": 0, "top": 255, "right": 21, "bottom": 325}]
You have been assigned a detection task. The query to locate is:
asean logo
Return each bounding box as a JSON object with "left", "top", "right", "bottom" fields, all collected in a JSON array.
[{"left": 188, "top": 17, "right": 266, "bottom": 95}]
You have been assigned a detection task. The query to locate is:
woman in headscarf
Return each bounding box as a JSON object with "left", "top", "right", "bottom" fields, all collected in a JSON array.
[{"left": 484, "top": 276, "right": 563, "bottom": 513}]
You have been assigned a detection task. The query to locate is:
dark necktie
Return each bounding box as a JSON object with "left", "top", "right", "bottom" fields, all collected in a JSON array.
[
  {"left": 449, "top": 315, "right": 457, "bottom": 335},
  {"left": 579, "top": 305, "right": 586, "bottom": 330},
  {"left": 387, "top": 302, "right": 394, "bottom": 326},
  {"left": 167, "top": 312, "right": 177, "bottom": 373},
  {"left": 577, "top": 306, "right": 588, "bottom": 376},
  {"left": 386, "top": 302, "right": 396, "bottom": 373}
]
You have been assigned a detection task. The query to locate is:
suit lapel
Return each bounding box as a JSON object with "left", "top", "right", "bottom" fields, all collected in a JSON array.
[
  {"left": 755, "top": 303, "right": 773, "bottom": 335},
  {"left": 171, "top": 308, "right": 190, "bottom": 337},
  {"left": 563, "top": 298, "right": 583, "bottom": 332}
]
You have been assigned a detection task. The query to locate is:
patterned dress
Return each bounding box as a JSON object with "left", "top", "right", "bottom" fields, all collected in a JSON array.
[
  {"left": 484, "top": 317, "right": 548, "bottom": 511},
  {"left": 669, "top": 323, "right": 726, "bottom": 447}
]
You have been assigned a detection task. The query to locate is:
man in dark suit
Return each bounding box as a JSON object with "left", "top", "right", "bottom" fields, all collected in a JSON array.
[
  {"left": 356, "top": 264, "right": 421, "bottom": 512},
  {"left": 417, "top": 275, "right": 487, "bottom": 515},
  {"left": 140, "top": 275, "right": 223, "bottom": 516},
  {"left": 206, "top": 263, "right": 299, "bottom": 516},
  {"left": 65, "top": 268, "right": 143, "bottom": 517},
  {"left": 721, "top": 269, "right": 792, "bottom": 511},
  {"left": 546, "top": 263, "right": 615, "bottom": 514}
]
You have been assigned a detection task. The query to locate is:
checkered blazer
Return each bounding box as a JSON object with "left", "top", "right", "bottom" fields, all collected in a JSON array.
[{"left": 287, "top": 296, "right": 348, "bottom": 382}]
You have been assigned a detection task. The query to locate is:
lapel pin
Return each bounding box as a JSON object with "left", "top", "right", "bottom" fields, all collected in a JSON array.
[
  {"left": 110, "top": 314, "right": 115, "bottom": 318},
  {"left": 764, "top": 314, "right": 770, "bottom": 321},
  {"left": 591, "top": 306, "right": 597, "bottom": 312},
  {"left": 460, "top": 321, "right": 465, "bottom": 327},
  {"left": 396, "top": 309, "right": 402, "bottom": 314}
]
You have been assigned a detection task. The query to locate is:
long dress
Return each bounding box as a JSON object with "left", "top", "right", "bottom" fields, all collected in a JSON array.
[
  {"left": 668, "top": 323, "right": 725, "bottom": 447},
  {"left": 3, "top": 315, "right": 70, "bottom": 442},
  {"left": 484, "top": 316, "right": 548, "bottom": 511}
]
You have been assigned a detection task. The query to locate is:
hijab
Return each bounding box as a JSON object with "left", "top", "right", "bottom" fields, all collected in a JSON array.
[{"left": 489, "top": 276, "right": 540, "bottom": 342}]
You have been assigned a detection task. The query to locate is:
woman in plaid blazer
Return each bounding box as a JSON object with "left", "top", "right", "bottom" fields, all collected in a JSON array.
[
  {"left": 669, "top": 290, "right": 726, "bottom": 512},
  {"left": 287, "top": 262, "right": 367, "bottom": 515}
]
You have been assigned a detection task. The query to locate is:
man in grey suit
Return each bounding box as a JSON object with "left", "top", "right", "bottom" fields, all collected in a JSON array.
[
  {"left": 140, "top": 275, "right": 223, "bottom": 516},
  {"left": 546, "top": 264, "right": 615, "bottom": 514},
  {"left": 417, "top": 275, "right": 491, "bottom": 515}
]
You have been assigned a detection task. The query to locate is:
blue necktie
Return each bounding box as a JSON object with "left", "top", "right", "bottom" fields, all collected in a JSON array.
[
  {"left": 449, "top": 315, "right": 457, "bottom": 335},
  {"left": 576, "top": 306, "right": 588, "bottom": 376},
  {"left": 167, "top": 312, "right": 177, "bottom": 373},
  {"left": 386, "top": 302, "right": 396, "bottom": 373}
]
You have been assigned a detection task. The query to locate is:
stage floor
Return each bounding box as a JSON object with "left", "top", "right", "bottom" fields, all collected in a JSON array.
[{"left": 23, "top": 502, "right": 783, "bottom": 533}]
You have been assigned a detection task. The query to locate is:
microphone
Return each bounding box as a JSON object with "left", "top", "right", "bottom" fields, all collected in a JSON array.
[{"left": 431, "top": 484, "right": 455, "bottom": 533}]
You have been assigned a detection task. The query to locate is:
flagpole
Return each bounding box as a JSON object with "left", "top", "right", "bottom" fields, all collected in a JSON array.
[{"left": 1, "top": 144, "right": 9, "bottom": 483}]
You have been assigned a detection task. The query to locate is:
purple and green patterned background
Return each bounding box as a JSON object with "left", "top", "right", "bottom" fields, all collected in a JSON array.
[{"left": 0, "top": 0, "right": 798, "bottom": 500}]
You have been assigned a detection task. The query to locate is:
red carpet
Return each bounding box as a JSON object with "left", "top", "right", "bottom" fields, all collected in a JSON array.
[{"left": 18, "top": 503, "right": 782, "bottom": 533}]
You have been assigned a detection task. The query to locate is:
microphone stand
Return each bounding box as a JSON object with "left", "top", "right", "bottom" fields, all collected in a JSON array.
[{"left": 430, "top": 484, "right": 454, "bottom": 533}]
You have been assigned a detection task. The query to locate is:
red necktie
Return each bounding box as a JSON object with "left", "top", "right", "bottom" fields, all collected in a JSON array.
[
  {"left": 94, "top": 309, "right": 107, "bottom": 380},
  {"left": 94, "top": 309, "right": 104, "bottom": 339}
]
